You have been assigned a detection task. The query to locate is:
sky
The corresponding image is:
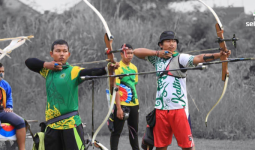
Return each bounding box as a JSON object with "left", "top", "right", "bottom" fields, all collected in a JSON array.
[
  {"left": 19, "top": 0, "right": 255, "bottom": 14},
  {"left": 19, "top": 0, "right": 81, "bottom": 14},
  {"left": 171, "top": 0, "right": 255, "bottom": 14}
]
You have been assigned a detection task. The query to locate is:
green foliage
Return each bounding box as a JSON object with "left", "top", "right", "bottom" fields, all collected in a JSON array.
[{"left": 0, "top": 6, "right": 254, "bottom": 140}]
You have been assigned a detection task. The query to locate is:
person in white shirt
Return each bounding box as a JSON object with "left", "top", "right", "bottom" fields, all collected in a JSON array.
[{"left": 134, "top": 31, "right": 231, "bottom": 150}]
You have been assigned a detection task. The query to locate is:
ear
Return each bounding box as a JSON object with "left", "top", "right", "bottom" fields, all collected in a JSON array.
[
  {"left": 159, "top": 43, "right": 163, "bottom": 49},
  {"left": 50, "top": 51, "right": 53, "bottom": 58}
]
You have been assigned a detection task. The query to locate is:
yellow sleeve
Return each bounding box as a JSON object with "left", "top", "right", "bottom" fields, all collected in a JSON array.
[
  {"left": 71, "top": 66, "right": 84, "bottom": 80},
  {"left": 71, "top": 66, "right": 85, "bottom": 84},
  {"left": 115, "top": 68, "right": 121, "bottom": 86}
]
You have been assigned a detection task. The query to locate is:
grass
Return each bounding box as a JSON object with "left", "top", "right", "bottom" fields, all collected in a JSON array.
[
  {"left": 1, "top": 135, "right": 254, "bottom": 150},
  {"left": 89, "top": 135, "right": 255, "bottom": 150}
]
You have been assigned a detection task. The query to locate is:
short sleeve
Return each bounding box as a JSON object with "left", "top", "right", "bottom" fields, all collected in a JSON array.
[
  {"left": 71, "top": 66, "right": 84, "bottom": 84},
  {"left": 115, "top": 69, "right": 121, "bottom": 86},
  {"left": 146, "top": 55, "right": 158, "bottom": 67},
  {"left": 135, "top": 67, "right": 138, "bottom": 85},
  {"left": 179, "top": 54, "right": 195, "bottom": 67}
]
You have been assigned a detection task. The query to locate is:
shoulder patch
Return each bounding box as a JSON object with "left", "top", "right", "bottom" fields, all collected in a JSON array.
[{"left": 71, "top": 66, "right": 83, "bottom": 80}]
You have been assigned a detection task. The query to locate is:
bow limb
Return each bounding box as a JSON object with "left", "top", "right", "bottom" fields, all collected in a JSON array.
[
  {"left": 83, "top": 0, "right": 113, "bottom": 43},
  {"left": 84, "top": 0, "right": 116, "bottom": 148},
  {"left": 198, "top": 0, "right": 229, "bottom": 126},
  {"left": 0, "top": 35, "right": 34, "bottom": 42},
  {"left": 198, "top": 0, "right": 222, "bottom": 28},
  {"left": 0, "top": 36, "right": 34, "bottom": 60},
  {"left": 205, "top": 74, "right": 229, "bottom": 127}
]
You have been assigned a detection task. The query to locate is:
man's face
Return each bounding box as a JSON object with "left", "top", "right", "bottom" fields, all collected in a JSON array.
[
  {"left": 121, "top": 49, "right": 134, "bottom": 63},
  {"left": 50, "top": 44, "right": 70, "bottom": 64},
  {"left": 0, "top": 67, "right": 4, "bottom": 79},
  {"left": 160, "top": 39, "right": 177, "bottom": 52}
]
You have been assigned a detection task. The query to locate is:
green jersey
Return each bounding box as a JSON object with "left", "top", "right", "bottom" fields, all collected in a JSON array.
[
  {"left": 40, "top": 63, "right": 83, "bottom": 129},
  {"left": 115, "top": 60, "right": 139, "bottom": 106}
]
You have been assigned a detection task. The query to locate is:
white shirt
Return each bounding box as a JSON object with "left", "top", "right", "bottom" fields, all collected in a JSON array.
[{"left": 147, "top": 53, "right": 194, "bottom": 117}]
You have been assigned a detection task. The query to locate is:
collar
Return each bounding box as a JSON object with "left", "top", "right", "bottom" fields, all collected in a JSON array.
[
  {"left": 62, "top": 62, "right": 70, "bottom": 69},
  {"left": 161, "top": 51, "right": 179, "bottom": 61},
  {"left": 172, "top": 51, "right": 179, "bottom": 57},
  {"left": 120, "top": 60, "right": 130, "bottom": 68}
]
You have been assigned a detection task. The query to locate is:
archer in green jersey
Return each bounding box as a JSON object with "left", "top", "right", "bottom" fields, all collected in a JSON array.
[{"left": 26, "top": 39, "right": 118, "bottom": 150}]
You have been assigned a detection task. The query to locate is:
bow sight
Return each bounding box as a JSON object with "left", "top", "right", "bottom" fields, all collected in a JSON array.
[{"left": 216, "top": 34, "right": 239, "bottom": 48}]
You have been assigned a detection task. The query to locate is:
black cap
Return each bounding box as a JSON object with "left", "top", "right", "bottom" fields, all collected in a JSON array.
[{"left": 158, "top": 31, "right": 179, "bottom": 46}]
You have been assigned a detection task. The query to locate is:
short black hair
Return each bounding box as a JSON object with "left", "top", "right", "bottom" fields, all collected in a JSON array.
[
  {"left": 51, "top": 39, "right": 69, "bottom": 51},
  {"left": 0, "top": 63, "right": 3, "bottom": 67},
  {"left": 121, "top": 43, "right": 133, "bottom": 50}
]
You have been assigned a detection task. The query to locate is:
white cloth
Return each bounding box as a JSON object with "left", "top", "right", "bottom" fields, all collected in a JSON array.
[{"left": 147, "top": 54, "right": 194, "bottom": 117}]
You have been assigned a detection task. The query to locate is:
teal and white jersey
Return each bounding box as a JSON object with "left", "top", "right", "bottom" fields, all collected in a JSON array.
[{"left": 147, "top": 53, "right": 194, "bottom": 113}]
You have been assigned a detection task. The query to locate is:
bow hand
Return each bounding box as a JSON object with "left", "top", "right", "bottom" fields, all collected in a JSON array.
[
  {"left": 107, "top": 62, "right": 119, "bottom": 75},
  {"left": 220, "top": 49, "right": 231, "bottom": 58}
]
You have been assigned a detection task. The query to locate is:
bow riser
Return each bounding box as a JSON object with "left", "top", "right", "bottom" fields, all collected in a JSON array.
[
  {"left": 104, "top": 33, "right": 114, "bottom": 63},
  {"left": 104, "top": 33, "right": 116, "bottom": 94},
  {"left": 215, "top": 23, "right": 229, "bottom": 81}
]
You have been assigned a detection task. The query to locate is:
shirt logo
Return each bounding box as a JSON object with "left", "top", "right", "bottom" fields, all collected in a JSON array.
[
  {"left": 188, "top": 134, "right": 195, "bottom": 147},
  {"left": 60, "top": 73, "right": 66, "bottom": 79},
  {"left": 171, "top": 77, "right": 185, "bottom": 106}
]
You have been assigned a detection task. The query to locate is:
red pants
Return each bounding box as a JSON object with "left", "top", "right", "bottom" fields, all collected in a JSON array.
[{"left": 153, "top": 109, "right": 194, "bottom": 148}]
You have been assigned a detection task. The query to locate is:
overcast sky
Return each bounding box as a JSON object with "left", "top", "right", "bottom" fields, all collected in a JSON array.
[
  {"left": 20, "top": 0, "right": 255, "bottom": 14},
  {"left": 171, "top": 0, "right": 255, "bottom": 14}
]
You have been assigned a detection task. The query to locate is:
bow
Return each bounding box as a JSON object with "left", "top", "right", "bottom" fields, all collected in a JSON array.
[
  {"left": 83, "top": 0, "right": 117, "bottom": 149},
  {"left": 0, "top": 35, "right": 34, "bottom": 42},
  {"left": 197, "top": 0, "right": 230, "bottom": 127},
  {"left": 0, "top": 35, "right": 34, "bottom": 60}
]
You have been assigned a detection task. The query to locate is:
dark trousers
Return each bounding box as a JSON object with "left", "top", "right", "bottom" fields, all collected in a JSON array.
[
  {"left": 110, "top": 105, "right": 140, "bottom": 150},
  {"left": 0, "top": 111, "right": 25, "bottom": 129},
  {"left": 44, "top": 124, "right": 85, "bottom": 150}
]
